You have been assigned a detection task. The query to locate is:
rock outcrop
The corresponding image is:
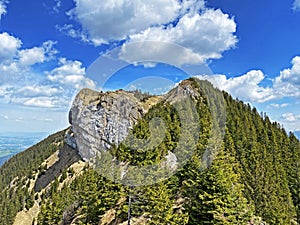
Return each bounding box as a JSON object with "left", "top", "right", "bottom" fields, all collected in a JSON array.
[
  {"left": 68, "top": 88, "right": 147, "bottom": 161},
  {"left": 66, "top": 79, "right": 199, "bottom": 165}
]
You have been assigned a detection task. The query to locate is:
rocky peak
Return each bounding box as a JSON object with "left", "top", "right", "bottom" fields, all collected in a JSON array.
[
  {"left": 66, "top": 79, "right": 200, "bottom": 163},
  {"left": 67, "top": 88, "right": 148, "bottom": 161}
]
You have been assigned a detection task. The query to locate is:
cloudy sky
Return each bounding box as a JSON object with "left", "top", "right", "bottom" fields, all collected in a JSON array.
[{"left": 0, "top": 0, "right": 300, "bottom": 134}]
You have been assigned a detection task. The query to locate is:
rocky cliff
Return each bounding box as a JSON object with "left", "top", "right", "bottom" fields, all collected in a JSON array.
[
  {"left": 66, "top": 80, "right": 200, "bottom": 163},
  {"left": 67, "top": 88, "right": 160, "bottom": 161}
]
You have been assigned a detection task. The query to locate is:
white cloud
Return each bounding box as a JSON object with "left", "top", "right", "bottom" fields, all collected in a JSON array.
[
  {"left": 0, "top": 57, "right": 96, "bottom": 109},
  {"left": 293, "top": 0, "right": 300, "bottom": 11},
  {"left": 274, "top": 56, "right": 300, "bottom": 98},
  {"left": 0, "top": 34, "right": 58, "bottom": 84},
  {"left": 47, "top": 58, "right": 96, "bottom": 89},
  {"left": 0, "top": 0, "right": 8, "bottom": 20},
  {"left": 124, "top": 9, "right": 237, "bottom": 64},
  {"left": 121, "top": 9, "right": 236, "bottom": 66},
  {"left": 19, "top": 47, "right": 47, "bottom": 66},
  {"left": 0, "top": 32, "right": 22, "bottom": 62},
  {"left": 195, "top": 56, "right": 300, "bottom": 103},
  {"left": 65, "top": 0, "right": 237, "bottom": 65},
  {"left": 279, "top": 112, "right": 300, "bottom": 132},
  {"left": 0, "top": 33, "right": 57, "bottom": 67},
  {"left": 22, "top": 97, "right": 55, "bottom": 108},
  {"left": 18, "top": 41, "right": 58, "bottom": 66},
  {"left": 282, "top": 112, "right": 297, "bottom": 122},
  {"left": 179, "top": 0, "right": 205, "bottom": 15},
  {"left": 16, "top": 86, "right": 61, "bottom": 97},
  {"left": 119, "top": 41, "right": 205, "bottom": 67},
  {"left": 56, "top": 24, "right": 90, "bottom": 43},
  {"left": 269, "top": 103, "right": 289, "bottom": 109},
  {"left": 196, "top": 70, "right": 275, "bottom": 102},
  {"left": 68, "top": 0, "right": 184, "bottom": 44},
  {"left": 2, "top": 85, "right": 72, "bottom": 108},
  {"left": 0, "top": 32, "right": 96, "bottom": 109}
]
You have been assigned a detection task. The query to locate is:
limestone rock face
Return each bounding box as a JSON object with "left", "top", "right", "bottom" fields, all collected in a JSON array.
[
  {"left": 67, "top": 79, "right": 199, "bottom": 168},
  {"left": 68, "top": 88, "right": 145, "bottom": 161}
]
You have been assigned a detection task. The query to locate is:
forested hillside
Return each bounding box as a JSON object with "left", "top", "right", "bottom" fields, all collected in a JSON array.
[
  {"left": 0, "top": 130, "right": 66, "bottom": 224},
  {"left": 0, "top": 79, "right": 299, "bottom": 225}
]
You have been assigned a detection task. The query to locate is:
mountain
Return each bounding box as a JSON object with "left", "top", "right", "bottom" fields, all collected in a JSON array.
[{"left": 0, "top": 78, "right": 299, "bottom": 225}]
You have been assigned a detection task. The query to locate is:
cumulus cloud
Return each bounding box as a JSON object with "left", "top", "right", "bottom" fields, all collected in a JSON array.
[
  {"left": 293, "top": 0, "right": 300, "bottom": 11},
  {"left": 16, "top": 86, "right": 61, "bottom": 97},
  {"left": 18, "top": 47, "right": 46, "bottom": 65},
  {"left": 6, "top": 93, "right": 70, "bottom": 108},
  {"left": 122, "top": 9, "right": 237, "bottom": 65},
  {"left": 64, "top": 0, "right": 236, "bottom": 65},
  {"left": 47, "top": 58, "right": 96, "bottom": 89},
  {"left": 274, "top": 56, "right": 300, "bottom": 98},
  {"left": 279, "top": 112, "right": 300, "bottom": 132},
  {"left": 0, "top": 57, "right": 96, "bottom": 108},
  {"left": 56, "top": 24, "right": 90, "bottom": 43},
  {"left": 0, "top": 114, "right": 9, "bottom": 120},
  {"left": 0, "top": 32, "right": 22, "bottom": 62},
  {"left": 281, "top": 112, "right": 298, "bottom": 122},
  {"left": 18, "top": 41, "right": 58, "bottom": 66},
  {"left": 119, "top": 41, "right": 205, "bottom": 67},
  {"left": 196, "top": 55, "right": 300, "bottom": 104},
  {"left": 0, "top": 85, "right": 12, "bottom": 102},
  {"left": 23, "top": 97, "right": 56, "bottom": 108},
  {"left": 68, "top": 0, "right": 183, "bottom": 44},
  {"left": 0, "top": 82, "right": 77, "bottom": 109},
  {"left": 0, "top": 33, "right": 58, "bottom": 84},
  {"left": 0, "top": 33, "right": 57, "bottom": 66},
  {"left": 0, "top": 32, "right": 96, "bottom": 109},
  {"left": 196, "top": 70, "right": 275, "bottom": 102},
  {"left": 0, "top": 85, "right": 52, "bottom": 108}
]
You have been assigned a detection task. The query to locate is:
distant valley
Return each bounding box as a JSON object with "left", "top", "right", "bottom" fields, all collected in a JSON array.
[{"left": 0, "top": 132, "right": 48, "bottom": 167}]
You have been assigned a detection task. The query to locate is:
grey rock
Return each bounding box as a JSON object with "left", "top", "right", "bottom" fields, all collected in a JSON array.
[
  {"left": 164, "top": 151, "right": 178, "bottom": 171},
  {"left": 67, "top": 88, "right": 145, "bottom": 161},
  {"left": 66, "top": 79, "right": 199, "bottom": 170},
  {"left": 65, "top": 128, "right": 77, "bottom": 149}
]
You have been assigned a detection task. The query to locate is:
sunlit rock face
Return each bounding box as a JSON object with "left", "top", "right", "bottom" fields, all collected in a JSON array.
[
  {"left": 67, "top": 88, "right": 145, "bottom": 161},
  {"left": 66, "top": 79, "right": 199, "bottom": 172}
]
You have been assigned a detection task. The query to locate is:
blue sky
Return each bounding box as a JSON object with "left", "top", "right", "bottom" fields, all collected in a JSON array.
[{"left": 0, "top": 0, "right": 299, "bottom": 134}]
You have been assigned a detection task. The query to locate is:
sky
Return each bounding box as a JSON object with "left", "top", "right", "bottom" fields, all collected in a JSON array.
[{"left": 0, "top": 0, "right": 299, "bottom": 135}]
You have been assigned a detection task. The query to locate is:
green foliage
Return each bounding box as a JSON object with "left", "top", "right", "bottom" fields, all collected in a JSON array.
[
  {"left": 223, "top": 92, "right": 299, "bottom": 224},
  {"left": 0, "top": 130, "right": 66, "bottom": 225},
  {"left": 113, "top": 102, "right": 181, "bottom": 166},
  {"left": 38, "top": 168, "right": 123, "bottom": 225},
  {"left": 182, "top": 140, "right": 254, "bottom": 225}
]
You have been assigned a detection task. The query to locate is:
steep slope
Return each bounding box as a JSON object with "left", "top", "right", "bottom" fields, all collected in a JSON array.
[
  {"left": 0, "top": 78, "right": 299, "bottom": 225},
  {"left": 0, "top": 130, "right": 70, "bottom": 224}
]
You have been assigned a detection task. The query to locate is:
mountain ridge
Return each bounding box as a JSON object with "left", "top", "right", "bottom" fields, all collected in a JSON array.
[{"left": 0, "top": 78, "right": 299, "bottom": 225}]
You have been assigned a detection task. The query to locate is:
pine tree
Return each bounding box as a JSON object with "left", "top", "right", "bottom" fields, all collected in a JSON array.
[{"left": 183, "top": 140, "right": 254, "bottom": 225}]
